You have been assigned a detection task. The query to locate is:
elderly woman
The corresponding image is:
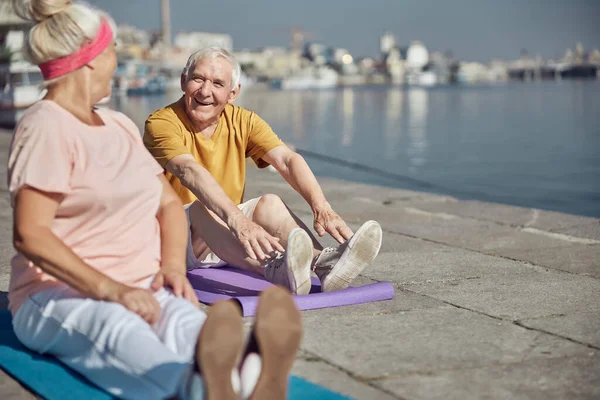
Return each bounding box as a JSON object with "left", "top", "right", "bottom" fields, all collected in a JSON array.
[{"left": 7, "top": 1, "right": 301, "bottom": 399}]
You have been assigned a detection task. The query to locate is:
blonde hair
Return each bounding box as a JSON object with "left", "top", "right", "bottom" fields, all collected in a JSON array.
[{"left": 13, "top": 0, "right": 116, "bottom": 82}]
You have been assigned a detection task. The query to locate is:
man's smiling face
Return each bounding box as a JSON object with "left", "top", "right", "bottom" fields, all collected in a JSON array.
[{"left": 182, "top": 56, "right": 238, "bottom": 130}]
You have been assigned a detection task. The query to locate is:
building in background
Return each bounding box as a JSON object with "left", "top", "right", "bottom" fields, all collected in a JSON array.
[
  {"left": 380, "top": 31, "right": 396, "bottom": 55},
  {"left": 0, "top": 0, "right": 30, "bottom": 62},
  {"left": 405, "top": 41, "right": 436, "bottom": 86},
  {"left": 235, "top": 47, "right": 302, "bottom": 80},
  {"left": 174, "top": 32, "right": 233, "bottom": 53},
  {"left": 116, "top": 25, "right": 150, "bottom": 60},
  {"left": 0, "top": 0, "right": 44, "bottom": 126}
]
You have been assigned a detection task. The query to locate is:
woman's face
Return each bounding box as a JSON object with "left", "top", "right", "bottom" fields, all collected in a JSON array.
[{"left": 89, "top": 41, "right": 117, "bottom": 102}]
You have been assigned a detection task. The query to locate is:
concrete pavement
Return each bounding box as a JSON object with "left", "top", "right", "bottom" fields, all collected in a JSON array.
[{"left": 0, "top": 129, "right": 598, "bottom": 399}]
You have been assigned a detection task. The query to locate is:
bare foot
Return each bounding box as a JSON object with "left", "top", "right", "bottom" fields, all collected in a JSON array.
[
  {"left": 196, "top": 300, "right": 243, "bottom": 400},
  {"left": 248, "top": 286, "right": 303, "bottom": 400}
]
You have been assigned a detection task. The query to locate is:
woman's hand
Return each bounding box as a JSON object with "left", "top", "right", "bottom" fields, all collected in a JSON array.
[
  {"left": 151, "top": 267, "right": 200, "bottom": 307},
  {"left": 108, "top": 283, "right": 161, "bottom": 324}
]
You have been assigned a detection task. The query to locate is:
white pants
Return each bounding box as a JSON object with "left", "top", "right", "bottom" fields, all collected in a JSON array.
[
  {"left": 185, "top": 197, "right": 261, "bottom": 270},
  {"left": 12, "top": 281, "right": 206, "bottom": 400}
]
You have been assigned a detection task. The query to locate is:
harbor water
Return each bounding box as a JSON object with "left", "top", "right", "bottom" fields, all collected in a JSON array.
[{"left": 109, "top": 80, "right": 600, "bottom": 218}]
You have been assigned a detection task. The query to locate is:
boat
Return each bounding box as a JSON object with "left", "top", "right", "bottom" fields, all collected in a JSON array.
[
  {"left": 271, "top": 66, "right": 338, "bottom": 90},
  {"left": 112, "top": 60, "right": 167, "bottom": 96},
  {"left": 406, "top": 71, "right": 437, "bottom": 87},
  {"left": 0, "top": 61, "right": 45, "bottom": 127},
  {"left": 125, "top": 75, "right": 167, "bottom": 96}
]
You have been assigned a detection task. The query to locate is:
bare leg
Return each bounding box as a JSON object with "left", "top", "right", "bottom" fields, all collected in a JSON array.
[
  {"left": 188, "top": 201, "right": 264, "bottom": 275},
  {"left": 189, "top": 197, "right": 318, "bottom": 295},
  {"left": 252, "top": 194, "right": 324, "bottom": 258}
]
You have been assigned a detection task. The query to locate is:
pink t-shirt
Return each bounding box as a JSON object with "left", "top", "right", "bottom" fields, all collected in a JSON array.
[{"left": 7, "top": 100, "right": 164, "bottom": 313}]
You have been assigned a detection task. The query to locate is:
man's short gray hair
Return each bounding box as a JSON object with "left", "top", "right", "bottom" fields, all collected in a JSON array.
[{"left": 182, "top": 47, "right": 241, "bottom": 89}]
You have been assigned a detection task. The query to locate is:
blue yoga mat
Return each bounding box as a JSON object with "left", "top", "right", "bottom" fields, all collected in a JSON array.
[{"left": 0, "top": 311, "right": 351, "bottom": 399}]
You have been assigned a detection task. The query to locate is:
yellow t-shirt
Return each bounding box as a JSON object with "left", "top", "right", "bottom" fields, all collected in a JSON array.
[{"left": 144, "top": 98, "right": 285, "bottom": 205}]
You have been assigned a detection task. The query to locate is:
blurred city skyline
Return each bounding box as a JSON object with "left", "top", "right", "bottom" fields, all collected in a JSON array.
[{"left": 87, "top": 0, "right": 599, "bottom": 62}]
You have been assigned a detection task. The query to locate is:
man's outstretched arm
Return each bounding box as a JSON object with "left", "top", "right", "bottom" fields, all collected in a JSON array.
[
  {"left": 165, "top": 154, "right": 284, "bottom": 260},
  {"left": 262, "top": 145, "right": 354, "bottom": 243}
]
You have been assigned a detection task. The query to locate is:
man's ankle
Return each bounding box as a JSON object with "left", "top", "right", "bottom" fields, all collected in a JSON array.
[{"left": 311, "top": 251, "right": 322, "bottom": 271}]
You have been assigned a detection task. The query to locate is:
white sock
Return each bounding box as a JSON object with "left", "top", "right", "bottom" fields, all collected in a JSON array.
[
  {"left": 240, "top": 353, "right": 262, "bottom": 400},
  {"left": 231, "top": 368, "right": 241, "bottom": 395}
]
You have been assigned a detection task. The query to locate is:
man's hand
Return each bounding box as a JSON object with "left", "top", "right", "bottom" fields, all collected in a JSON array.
[
  {"left": 151, "top": 268, "right": 200, "bottom": 307},
  {"left": 229, "top": 214, "right": 285, "bottom": 261},
  {"left": 107, "top": 283, "right": 162, "bottom": 324},
  {"left": 313, "top": 202, "right": 353, "bottom": 244}
]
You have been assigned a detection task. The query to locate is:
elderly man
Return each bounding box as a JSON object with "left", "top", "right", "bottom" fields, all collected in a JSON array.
[{"left": 144, "top": 47, "right": 382, "bottom": 295}]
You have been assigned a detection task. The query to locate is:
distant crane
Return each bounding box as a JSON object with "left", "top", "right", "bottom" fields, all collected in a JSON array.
[
  {"left": 271, "top": 26, "right": 313, "bottom": 53},
  {"left": 161, "top": 0, "right": 171, "bottom": 47},
  {"left": 290, "top": 26, "right": 313, "bottom": 53}
]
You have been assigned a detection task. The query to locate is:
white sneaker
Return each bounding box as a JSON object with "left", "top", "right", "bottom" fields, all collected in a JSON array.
[
  {"left": 314, "top": 220, "right": 383, "bottom": 292},
  {"left": 264, "top": 228, "right": 313, "bottom": 295}
]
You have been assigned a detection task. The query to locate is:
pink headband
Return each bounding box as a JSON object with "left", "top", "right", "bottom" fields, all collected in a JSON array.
[{"left": 39, "top": 19, "right": 113, "bottom": 80}]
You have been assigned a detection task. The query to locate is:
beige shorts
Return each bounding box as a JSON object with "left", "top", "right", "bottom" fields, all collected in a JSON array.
[{"left": 184, "top": 197, "right": 261, "bottom": 270}]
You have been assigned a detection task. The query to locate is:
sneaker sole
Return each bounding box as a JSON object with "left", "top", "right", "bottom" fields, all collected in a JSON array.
[
  {"left": 250, "top": 286, "right": 302, "bottom": 400},
  {"left": 322, "top": 220, "right": 383, "bottom": 292},
  {"left": 196, "top": 301, "right": 243, "bottom": 400},
  {"left": 286, "top": 228, "right": 313, "bottom": 295}
]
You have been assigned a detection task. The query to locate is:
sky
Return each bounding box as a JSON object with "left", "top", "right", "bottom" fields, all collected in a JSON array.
[{"left": 88, "top": 0, "right": 599, "bottom": 62}]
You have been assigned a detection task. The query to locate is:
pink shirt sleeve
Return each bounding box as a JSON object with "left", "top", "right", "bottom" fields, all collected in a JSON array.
[{"left": 8, "top": 115, "right": 73, "bottom": 205}]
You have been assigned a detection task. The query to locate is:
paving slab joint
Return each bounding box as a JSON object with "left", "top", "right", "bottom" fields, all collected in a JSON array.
[
  {"left": 407, "top": 288, "right": 600, "bottom": 352},
  {"left": 300, "top": 349, "right": 406, "bottom": 399},
  {"left": 514, "top": 320, "right": 600, "bottom": 351}
]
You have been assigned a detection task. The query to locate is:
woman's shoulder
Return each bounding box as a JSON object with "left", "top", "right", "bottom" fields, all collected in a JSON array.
[
  {"left": 19, "top": 100, "right": 62, "bottom": 124},
  {"left": 96, "top": 107, "right": 140, "bottom": 135},
  {"left": 14, "top": 100, "right": 75, "bottom": 142},
  {"left": 95, "top": 107, "right": 130, "bottom": 124}
]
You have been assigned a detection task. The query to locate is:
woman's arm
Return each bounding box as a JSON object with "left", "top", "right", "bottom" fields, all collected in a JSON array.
[
  {"left": 13, "top": 187, "right": 161, "bottom": 323},
  {"left": 154, "top": 175, "right": 188, "bottom": 272},
  {"left": 14, "top": 187, "right": 121, "bottom": 299},
  {"left": 150, "top": 175, "right": 199, "bottom": 305}
]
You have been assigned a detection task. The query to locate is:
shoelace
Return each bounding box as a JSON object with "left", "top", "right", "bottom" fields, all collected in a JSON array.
[
  {"left": 265, "top": 252, "right": 285, "bottom": 268},
  {"left": 313, "top": 246, "right": 340, "bottom": 271}
]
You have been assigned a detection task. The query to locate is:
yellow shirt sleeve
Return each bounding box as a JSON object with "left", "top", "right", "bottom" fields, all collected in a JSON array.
[
  {"left": 143, "top": 114, "right": 191, "bottom": 168},
  {"left": 246, "top": 112, "right": 285, "bottom": 168}
]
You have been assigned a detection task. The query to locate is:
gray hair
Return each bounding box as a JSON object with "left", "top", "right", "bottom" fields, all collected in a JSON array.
[
  {"left": 13, "top": 0, "right": 117, "bottom": 85},
  {"left": 182, "top": 47, "right": 241, "bottom": 89}
]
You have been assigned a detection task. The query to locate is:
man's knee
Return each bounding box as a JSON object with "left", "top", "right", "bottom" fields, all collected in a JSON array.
[
  {"left": 256, "top": 194, "right": 285, "bottom": 211},
  {"left": 254, "top": 194, "right": 288, "bottom": 218}
]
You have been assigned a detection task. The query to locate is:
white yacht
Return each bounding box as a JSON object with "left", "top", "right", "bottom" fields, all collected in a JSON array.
[
  {"left": 0, "top": 61, "right": 111, "bottom": 126},
  {"left": 406, "top": 71, "right": 437, "bottom": 87},
  {"left": 272, "top": 66, "right": 338, "bottom": 90},
  {"left": 0, "top": 61, "right": 45, "bottom": 127}
]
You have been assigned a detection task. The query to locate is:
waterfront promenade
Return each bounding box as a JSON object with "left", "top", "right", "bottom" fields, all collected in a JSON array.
[{"left": 0, "top": 128, "right": 598, "bottom": 399}]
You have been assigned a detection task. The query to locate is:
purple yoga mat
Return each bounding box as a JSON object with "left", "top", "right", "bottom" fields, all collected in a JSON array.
[{"left": 187, "top": 266, "right": 395, "bottom": 316}]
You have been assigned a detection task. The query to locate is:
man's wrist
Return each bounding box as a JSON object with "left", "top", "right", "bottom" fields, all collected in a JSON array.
[
  {"left": 225, "top": 209, "right": 247, "bottom": 229},
  {"left": 311, "top": 199, "right": 330, "bottom": 213}
]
